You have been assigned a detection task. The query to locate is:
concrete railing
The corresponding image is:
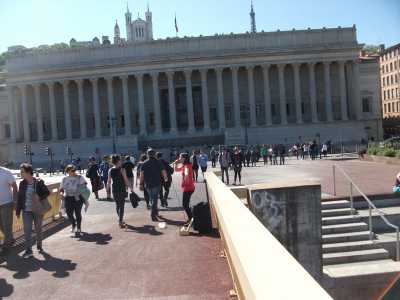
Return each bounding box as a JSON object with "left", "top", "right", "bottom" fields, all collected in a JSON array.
[
  {"left": 204, "top": 171, "right": 332, "bottom": 300},
  {"left": 0, "top": 182, "right": 62, "bottom": 241}
]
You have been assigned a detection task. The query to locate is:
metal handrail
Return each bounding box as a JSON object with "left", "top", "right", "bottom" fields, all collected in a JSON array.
[{"left": 332, "top": 164, "right": 399, "bottom": 261}]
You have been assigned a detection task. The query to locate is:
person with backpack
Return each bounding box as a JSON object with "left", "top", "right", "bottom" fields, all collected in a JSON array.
[
  {"left": 136, "top": 153, "right": 150, "bottom": 209},
  {"left": 191, "top": 150, "right": 199, "bottom": 182},
  {"left": 60, "top": 164, "right": 88, "bottom": 237},
  {"left": 156, "top": 152, "right": 173, "bottom": 208},
  {"left": 198, "top": 150, "right": 208, "bottom": 181},
  {"left": 86, "top": 157, "right": 102, "bottom": 200},
  {"left": 99, "top": 156, "right": 111, "bottom": 200},
  {"left": 174, "top": 153, "right": 195, "bottom": 225},
  {"left": 139, "top": 149, "right": 168, "bottom": 222},
  {"left": 279, "top": 144, "right": 286, "bottom": 165},
  {"left": 16, "top": 163, "right": 50, "bottom": 258},
  {"left": 122, "top": 155, "right": 135, "bottom": 188},
  {"left": 107, "top": 155, "right": 132, "bottom": 228},
  {"left": 218, "top": 147, "right": 231, "bottom": 185}
]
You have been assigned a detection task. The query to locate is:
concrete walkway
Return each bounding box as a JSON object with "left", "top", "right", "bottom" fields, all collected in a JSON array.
[
  {"left": 222, "top": 157, "right": 399, "bottom": 198},
  {"left": 0, "top": 173, "right": 234, "bottom": 299}
]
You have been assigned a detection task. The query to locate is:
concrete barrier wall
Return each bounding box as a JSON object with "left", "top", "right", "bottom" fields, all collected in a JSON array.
[
  {"left": 205, "top": 172, "right": 332, "bottom": 300},
  {"left": 0, "top": 182, "right": 61, "bottom": 241}
]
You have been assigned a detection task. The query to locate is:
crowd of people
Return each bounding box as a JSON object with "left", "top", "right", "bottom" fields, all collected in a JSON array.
[{"left": 0, "top": 140, "right": 333, "bottom": 259}]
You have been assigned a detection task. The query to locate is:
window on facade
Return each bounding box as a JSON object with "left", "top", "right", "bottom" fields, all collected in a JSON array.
[
  {"left": 384, "top": 104, "right": 387, "bottom": 113},
  {"left": 396, "top": 74, "right": 398, "bottom": 83},
  {"left": 393, "top": 89, "right": 395, "bottom": 98},
  {"left": 4, "top": 124, "right": 10, "bottom": 138},
  {"left": 271, "top": 104, "right": 276, "bottom": 116},
  {"left": 210, "top": 107, "right": 217, "bottom": 122},
  {"left": 392, "top": 102, "right": 395, "bottom": 112},
  {"left": 389, "top": 103, "right": 391, "bottom": 113},
  {"left": 391, "top": 75, "right": 394, "bottom": 85},
  {"left": 384, "top": 90, "right": 386, "bottom": 100},
  {"left": 395, "top": 61, "right": 398, "bottom": 70},
  {"left": 149, "top": 113, "right": 154, "bottom": 126},
  {"left": 255, "top": 104, "right": 263, "bottom": 117},
  {"left": 225, "top": 106, "right": 232, "bottom": 121},
  {"left": 390, "top": 63, "right": 393, "bottom": 72},
  {"left": 386, "top": 65, "right": 389, "bottom": 73},
  {"left": 383, "top": 79, "right": 386, "bottom": 87},
  {"left": 362, "top": 97, "right": 371, "bottom": 113}
]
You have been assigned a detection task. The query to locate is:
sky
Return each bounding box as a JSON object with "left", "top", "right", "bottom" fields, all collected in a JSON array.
[{"left": 0, "top": 0, "right": 399, "bottom": 53}]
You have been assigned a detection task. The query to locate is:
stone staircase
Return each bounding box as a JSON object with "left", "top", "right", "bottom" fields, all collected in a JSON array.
[{"left": 321, "top": 199, "right": 391, "bottom": 266}]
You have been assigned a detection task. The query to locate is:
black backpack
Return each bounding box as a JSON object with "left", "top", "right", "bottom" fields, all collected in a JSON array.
[{"left": 192, "top": 202, "right": 213, "bottom": 234}]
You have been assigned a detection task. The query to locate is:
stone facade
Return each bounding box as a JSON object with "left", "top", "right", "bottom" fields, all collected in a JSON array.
[{"left": 0, "top": 24, "right": 383, "bottom": 164}]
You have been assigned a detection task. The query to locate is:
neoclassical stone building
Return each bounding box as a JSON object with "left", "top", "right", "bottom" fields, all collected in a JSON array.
[{"left": 2, "top": 21, "right": 382, "bottom": 163}]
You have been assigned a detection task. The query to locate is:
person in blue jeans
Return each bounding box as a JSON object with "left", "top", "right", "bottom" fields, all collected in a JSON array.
[{"left": 139, "top": 149, "right": 168, "bottom": 222}]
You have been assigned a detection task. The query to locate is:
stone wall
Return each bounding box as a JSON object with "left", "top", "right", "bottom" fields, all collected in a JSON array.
[{"left": 248, "top": 180, "right": 322, "bottom": 280}]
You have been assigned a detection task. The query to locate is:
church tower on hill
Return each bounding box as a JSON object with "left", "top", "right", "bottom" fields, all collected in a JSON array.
[{"left": 124, "top": 4, "right": 153, "bottom": 43}]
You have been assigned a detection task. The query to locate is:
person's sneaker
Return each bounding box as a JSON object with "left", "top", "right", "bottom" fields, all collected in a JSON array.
[
  {"left": 71, "top": 226, "right": 76, "bottom": 233},
  {"left": 75, "top": 229, "right": 82, "bottom": 237},
  {"left": 151, "top": 215, "right": 159, "bottom": 222},
  {"left": 119, "top": 222, "right": 126, "bottom": 228},
  {"left": 37, "top": 245, "right": 44, "bottom": 254},
  {"left": 146, "top": 204, "right": 151, "bottom": 210},
  {"left": 22, "top": 249, "right": 33, "bottom": 258}
]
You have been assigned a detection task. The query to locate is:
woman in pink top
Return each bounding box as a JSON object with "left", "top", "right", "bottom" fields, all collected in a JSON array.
[{"left": 174, "top": 153, "right": 195, "bottom": 224}]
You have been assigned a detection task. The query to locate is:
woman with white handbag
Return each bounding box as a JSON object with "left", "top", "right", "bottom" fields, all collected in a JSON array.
[
  {"left": 16, "top": 163, "right": 50, "bottom": 258},
  {"left": 60, "top": 165, "right": 89, "bottom": 237}
]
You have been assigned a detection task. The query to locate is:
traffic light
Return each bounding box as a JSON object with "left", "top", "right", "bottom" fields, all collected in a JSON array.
[
  {"left": 24, "top": 144, "right": 30, "bottom": 155},
  {"left": 45, "top": 147, "right": 50, "bottom": 156}
]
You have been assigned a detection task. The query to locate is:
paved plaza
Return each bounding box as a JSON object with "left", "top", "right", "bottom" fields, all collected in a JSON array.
[{"left": 0, "top": 172, "right": 234, "bottom": 300}]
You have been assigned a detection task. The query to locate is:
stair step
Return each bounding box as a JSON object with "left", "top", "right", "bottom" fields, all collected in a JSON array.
[
  {"left": 322, "top": 231, "right": 372, "bottom": 244},
  {"left": 322, "top": 215, "right": 361, "bottom": 226},
  {"left": 321, "top": 208, "right": 356, "bottom": 217},
  {"left": 323, "top": 259, "right": 400, "bottom": 278},
  {"left": 323, "top": 248, "right": 389, "bottom": 265},
  {"left": 321, "top": 200, "right": 351, "bottom": 210},
  {"left": 322, "top": 222, "right": 368, "bottom": 234},
  {"left": 322, "top": 240, "right": 380, "bottom": 253}
]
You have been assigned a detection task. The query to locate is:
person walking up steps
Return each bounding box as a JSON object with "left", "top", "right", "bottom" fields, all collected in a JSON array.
[
  {"left": 107, "top": 155, "right": 132, "bottom": 228},
  {"left": 174, "top": 153, "right": 195, "bottom": 225},
  {"left": 210, "top": 147, "right": 217, "bottom": 168},
  {"left": 139, "top": 149, "right": 168, "bottom": 222},
  {"left": 60, "top": 165, "right": 89, "bottom": 237},
  {"left": 17, "top": 163, "right": 50, "bottom": 257}
]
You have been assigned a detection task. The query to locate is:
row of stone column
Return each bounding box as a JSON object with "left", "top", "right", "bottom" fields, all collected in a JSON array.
[{"left": 7, "top": 60, "right": 360, "bottom": 143}]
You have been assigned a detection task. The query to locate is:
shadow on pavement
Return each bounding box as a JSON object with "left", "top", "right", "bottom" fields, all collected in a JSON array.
[
  {"left": 124, "top": 224, "right": 163, "bottom": 236},
  {"left": 0, "top": 250, "right": 76, "bottom": 280},
  {"left": 158, "top": 206, "right": 184, "bottom": 212},
  {"left": 77, "top": 232, "right": 112, "bottom": 245},
  {"left": 157, "top": 215, "right": 185, "bottom": 227},
  {"left": 0, "top": 278, "right": 13, "bottom": 298}
]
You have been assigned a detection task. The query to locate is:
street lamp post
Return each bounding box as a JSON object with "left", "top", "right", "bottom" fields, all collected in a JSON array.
[{"left": 111, "top": 117, "right": 117, "bottom": 153}]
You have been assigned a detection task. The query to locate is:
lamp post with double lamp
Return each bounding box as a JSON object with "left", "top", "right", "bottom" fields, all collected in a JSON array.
[
  {"left": 244, "top": 106, "right": 250, "bottom": 146},
  {"left": 110, "top": 117, "right": 117, "bottom": 154}
]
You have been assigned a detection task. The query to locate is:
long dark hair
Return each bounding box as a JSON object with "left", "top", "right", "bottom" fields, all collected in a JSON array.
[{"left": 180, "top": 153, "right": 191, "bottom": 165}]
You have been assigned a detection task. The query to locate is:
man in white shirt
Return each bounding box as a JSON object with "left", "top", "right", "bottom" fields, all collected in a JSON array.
[{"left": 0, "top": 166, "right": 18, "bottom": 251}]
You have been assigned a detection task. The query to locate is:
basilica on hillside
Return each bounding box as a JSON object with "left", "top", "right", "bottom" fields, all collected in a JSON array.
[{"left": 0, "top": 3, "right": 382, "bottom": 163}]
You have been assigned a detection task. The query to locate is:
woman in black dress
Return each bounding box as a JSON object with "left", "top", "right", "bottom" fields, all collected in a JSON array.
[{"left": 107, "top": 155, "right": 132, "bottom": 228}]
